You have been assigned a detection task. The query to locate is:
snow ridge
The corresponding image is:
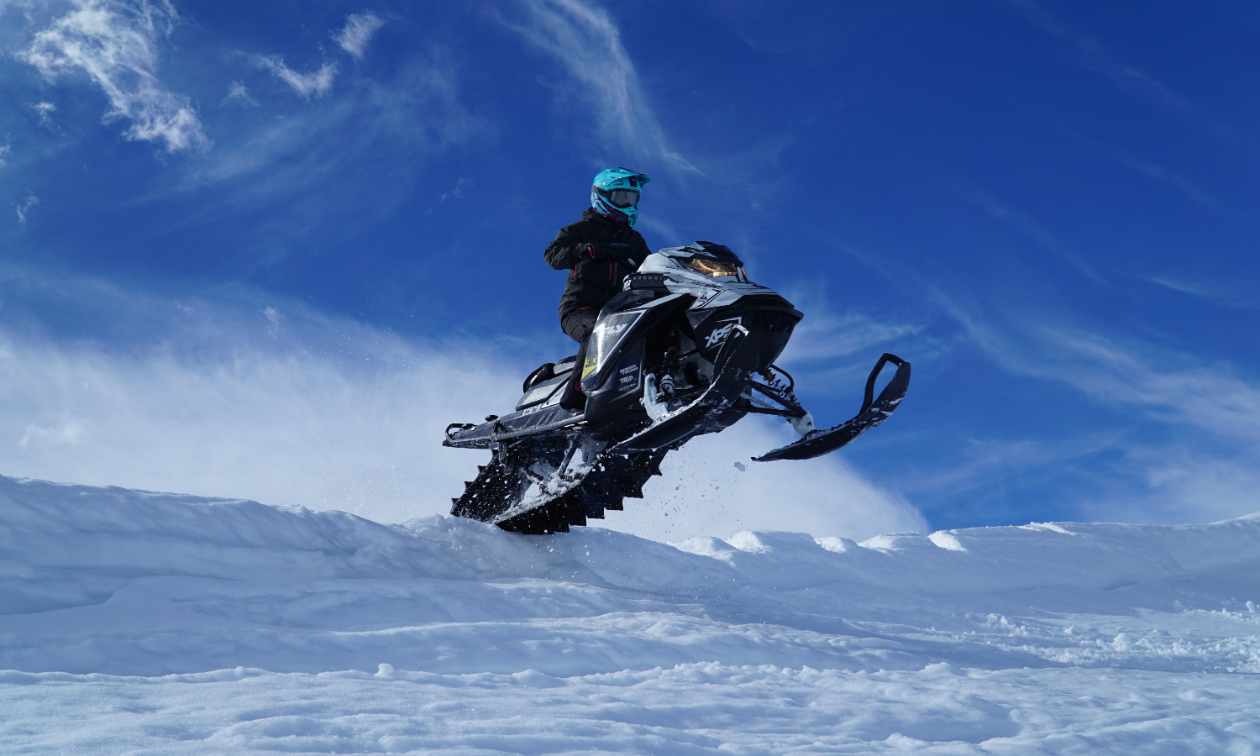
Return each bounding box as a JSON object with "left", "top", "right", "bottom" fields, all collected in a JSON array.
[{"left": 3, "top": 474, "right": 1260, "bottom": 753}]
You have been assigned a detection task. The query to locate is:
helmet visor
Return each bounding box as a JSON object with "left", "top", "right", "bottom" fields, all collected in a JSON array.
[{"left": 608, "top": 189, "right": 640, "bottom": 208}]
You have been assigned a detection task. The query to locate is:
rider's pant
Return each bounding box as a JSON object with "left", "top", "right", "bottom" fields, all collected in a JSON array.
[{"left": 561, "top": 307, "right": 599, "bottom": 344}]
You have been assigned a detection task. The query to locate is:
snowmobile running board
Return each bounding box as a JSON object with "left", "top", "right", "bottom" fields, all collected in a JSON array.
[{"left": 753, "top": 353, "right": 911, "bottom": 462}]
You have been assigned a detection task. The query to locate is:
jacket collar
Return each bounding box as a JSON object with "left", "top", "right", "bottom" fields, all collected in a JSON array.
[{"left": 582, "top": 207, "right": 629, "bottom": 229}]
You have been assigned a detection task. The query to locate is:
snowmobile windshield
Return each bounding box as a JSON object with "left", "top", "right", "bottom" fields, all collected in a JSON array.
[
  {"left": 608, "top": 189, "right": 639, "bottom": 208},
  {"left": 683, "top": 257, "right": 745, "bottom": 280}
]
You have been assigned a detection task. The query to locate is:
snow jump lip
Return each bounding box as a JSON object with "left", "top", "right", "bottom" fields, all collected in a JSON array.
[{"left": 753, "top": 353, "right": 911, "bottom": 462}]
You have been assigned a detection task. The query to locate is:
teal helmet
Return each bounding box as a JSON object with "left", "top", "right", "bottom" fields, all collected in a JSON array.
[{"left": 591, "top": 167, "right": 651, "bottom": 227}]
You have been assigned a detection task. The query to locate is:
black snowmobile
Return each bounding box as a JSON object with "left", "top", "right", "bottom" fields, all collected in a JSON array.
[{"left": 445, "top": 241, "right": 910, "bottom": 534}]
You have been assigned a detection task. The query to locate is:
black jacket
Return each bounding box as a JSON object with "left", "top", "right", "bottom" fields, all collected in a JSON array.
[{"left": 544, "top": 208, "right": 651, "bottom": 321}]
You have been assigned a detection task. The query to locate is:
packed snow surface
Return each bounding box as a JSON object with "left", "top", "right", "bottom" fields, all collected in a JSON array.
[{"left": 2, "top": 475, "right": 1260, "bottom": 754}]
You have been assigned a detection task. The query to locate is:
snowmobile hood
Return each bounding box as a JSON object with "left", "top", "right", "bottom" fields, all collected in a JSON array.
[{"left": 638, "top": 242, "right": 751, "bottom": 286}]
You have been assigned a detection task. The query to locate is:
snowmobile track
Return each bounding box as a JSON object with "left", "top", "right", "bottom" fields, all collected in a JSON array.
[{"left": 454, "top": 450, "right": 668, "bottom": 535}]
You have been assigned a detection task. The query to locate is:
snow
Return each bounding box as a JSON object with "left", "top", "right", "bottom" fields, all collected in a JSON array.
[{"left": 3, "top": 474, "right": 1260, "bottom": 753}]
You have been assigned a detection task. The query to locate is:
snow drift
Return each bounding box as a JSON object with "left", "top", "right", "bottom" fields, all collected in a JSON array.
[{"left": 2, "top": 473, "right": 1260, "bottom": 753}]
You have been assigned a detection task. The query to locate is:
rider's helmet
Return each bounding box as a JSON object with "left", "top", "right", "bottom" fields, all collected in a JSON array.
[{"left": 591, "top": 167, "right": 651, "bottom": 227}]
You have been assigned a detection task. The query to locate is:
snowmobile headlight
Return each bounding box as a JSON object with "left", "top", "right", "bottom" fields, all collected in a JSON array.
[{"left": 684, "top": 257, "right": 743, "bottom": 279}]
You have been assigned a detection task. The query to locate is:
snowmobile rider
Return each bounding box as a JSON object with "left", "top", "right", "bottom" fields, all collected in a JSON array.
[
  {"left": 545, "top": 167, "right": 652, "bottom": 410},
  {"left": 545, "top": 167, "right": 653, "bottom": 343}
]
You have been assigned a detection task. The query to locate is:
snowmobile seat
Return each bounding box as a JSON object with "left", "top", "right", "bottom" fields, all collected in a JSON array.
[
  {"left": 523, "top": 363, "right": 556, "bottom": 393},
  {"left": 515, "top": 372, "right": 570, "bottom": 411},
  {"left": 523, "top": 355, "right": 577, "bottom": 392},
  {"left": 515, "top": 357, "right": 578, "bottom": 411}
]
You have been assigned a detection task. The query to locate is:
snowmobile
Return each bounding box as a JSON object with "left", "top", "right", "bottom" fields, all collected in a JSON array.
[{"left": 444, "top": 241, "right": 911, "bottom": 534}]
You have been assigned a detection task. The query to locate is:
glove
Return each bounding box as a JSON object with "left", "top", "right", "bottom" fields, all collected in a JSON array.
[{"left": 583, "top": 244, "right": 603, "bottom": 260}]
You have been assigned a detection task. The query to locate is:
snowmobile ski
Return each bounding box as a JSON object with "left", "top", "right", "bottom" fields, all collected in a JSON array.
[{"left": 753, "top": 353, "right": 910, "bottom": 462}]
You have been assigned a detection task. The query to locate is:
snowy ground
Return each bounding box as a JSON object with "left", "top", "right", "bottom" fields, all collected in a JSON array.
[{"left": 2, "top": 475, "right": 1260, "bottom": 754}]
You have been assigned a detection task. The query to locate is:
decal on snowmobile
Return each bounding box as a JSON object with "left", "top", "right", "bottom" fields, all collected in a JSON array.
[
  {"left": 444, "top": 241, "right": 912, "bottom": 535},
  {"left": 705, "top": 318, "right": 742, "bottom": 348}
]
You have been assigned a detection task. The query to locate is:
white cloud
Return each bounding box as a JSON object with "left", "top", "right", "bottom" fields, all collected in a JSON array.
[
  {"left": 0, "top": 287, "right": 518, "bottom": 525},
  {"left": 222, "top": 81, "right": 258, "bottom": 107},
  {"left": 426, "top": 177, "right": 472, "bottom": 214},
  {"left": 20, "top": 412, "right": 87, "bottom": 448},
  {"left": 0, "top": 269, "right": 926, "bottom": 540},
  {"left": 0, "top": 143, "right": 9, "bottom": 167},
  {"left": 1097, "top": 448, "right": 1260, "bottom": 525},
  {"left": 336, "top": 12, "right": 385, "bottom": 58},
  {"left": 1148, "top": 277, "right": 1223, "bottom": 299},
  {"left": 192, "top": 52, "right": 487, "bottom": 238},
  {"left": 30, "top": 101, "right": 57, "bottom": 127},
  {"left": 256, "top": 56, "right": 337, "bottom": 98},
  {"left": 781, "top": 311, "right": 921, "bottom": 363},
  {"left": 440, "top": 177, "right": 471, "bottom": 203},
  {"left": 923, "top": 289, "right": 1260, "bottom": 523},
  {"left": 1144, "top": 277, "right": 1260, "bottom": 310},
  {"left": 1037, "top": 328, "right": 1260, "bottom": 445},
  {"left": 503, "top": 0, "right": 697, "bottom": 174},
  {"left": 16, "top": 0, "right": 209, "bottom": 152},
  {"left": 15, "top": 190, "right": 38, "bottom": 224},
  {"left": 943, "top": 294, "right": 1260, "bottom": 445},
  {"left": 262, "top": 305, "right": 282, "bottom": 337}
]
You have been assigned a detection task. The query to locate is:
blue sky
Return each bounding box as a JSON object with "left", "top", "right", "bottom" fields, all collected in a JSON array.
[{"left": 1, "top": 0, "right": 1258, "bottom": 537}]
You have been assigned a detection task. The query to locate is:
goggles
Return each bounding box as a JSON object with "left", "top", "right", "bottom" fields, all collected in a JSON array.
[{"left": 607, "top": 189, "right": 640, "bottom": 208}]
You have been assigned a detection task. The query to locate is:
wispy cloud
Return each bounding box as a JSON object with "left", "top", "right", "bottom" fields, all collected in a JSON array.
[
  {"left": 939, "top": 292, "right": 1260, "bottom": 447},
  {"left": 256, "top": 56, "right": 338, "bottom": 98},
  {"left": 222, "top": 81, "right": 258, "bottom": 107},
  {"left": 783, "top": 311, "right": 921, "bottom": 363},
  {"left": 20, "top": 411, "right": 87, "bottom": 448},
  {"left": 28, "top": 101, "right": 57, "bottom": 128},
  {"left": 190, "top": 50, "right": 487, "bottom": 245},
  {"left": 1144, "top": 277, "right": 1260, "bottom": 311},
  {"left": 0, "top": 143, "right": 9, "bottom": 167},
  {"left": 927, "top": 290, "right": 1260, "bottom": 522},
  {"left": 15, "top": 190, "right": 38, "bottom": 224},
  {"left": 336, "top": 12, "right": 385, "bottom": 59},
  {"left": 1148, "top": 277, "right": 1224, "bottom": 299},
  {"left": 1109, "top": 151, "right": 1217, "bottom": 208},
  {"left": 426, "top": 177, "right": 472, "bottom": 215},
  {"left": 1112, "top": 448, "right": 1260, "bottom": 524},
  {"left": 1000, "top": 0, "right": 1238, "bottom": 143},
  {"left": 1038, "top": 328, "right": 1260, "bottom": 444},
  {"left": 501, "top": 0, "right": 697, "bottom": 174},
  {"left": 964, "top": 188, "right": 1108, "bottom": 286},
  {"left": 1057, "top": 129, "right": 1226, "bottom": 212},
  {"left": 16, "top": 0, "right": 209, "bottom": 152}
]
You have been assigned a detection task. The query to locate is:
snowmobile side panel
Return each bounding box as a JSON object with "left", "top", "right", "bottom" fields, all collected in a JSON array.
[
  {"left": 610, "top": 328, "right": 754, "bottom": 454},
  {"left": 581, "top": 293, "right": 695, "bottom": 393},
  {"left": 753, "top": 355, "right": 910, "bottom": 462},
  {"left": 582, "top": 340, "right": 645, "bottom": 422}
]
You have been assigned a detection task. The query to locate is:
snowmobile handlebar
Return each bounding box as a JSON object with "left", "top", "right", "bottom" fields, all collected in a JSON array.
[
  {"left": 585, "top": 244, "right": 637, "bottom": 268},
  {"left": 861, "top": 353, "right": 908, "bottom": 415}
]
